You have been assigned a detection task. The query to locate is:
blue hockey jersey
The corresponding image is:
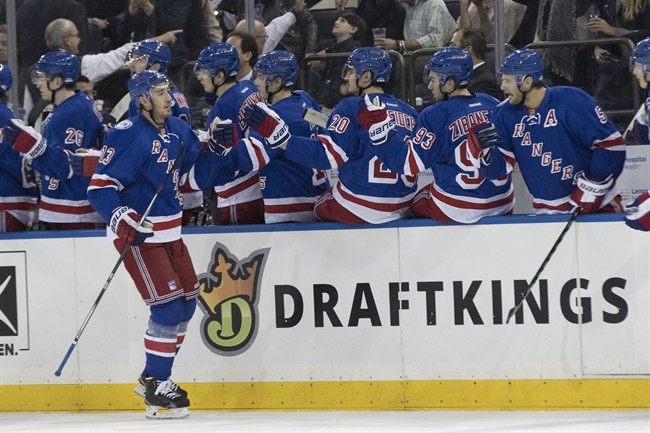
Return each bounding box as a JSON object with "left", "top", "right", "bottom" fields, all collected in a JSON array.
[
  {"left": 372, "top": 93, "right": 514, "bottom": 223},
  {"left": 88, "top": 114, "right": 225, "bottom": 242},
  {"left": 32, "top": 91, "right": 104, "bottom": 223},
  {"left": 482, "top": 87, "right": 626, "bottom": 214},
  {"left": 224, "top": 91, "right": 329, "bottom": 223},
  {"left": 285, "top": 93, "right": 419, "bottom": 223},
  {"left": 205, "top": 80, "right": 263, "bottom": 210},
  {"left": 0, "top": 103, "right": 37, "bottom": 227}
]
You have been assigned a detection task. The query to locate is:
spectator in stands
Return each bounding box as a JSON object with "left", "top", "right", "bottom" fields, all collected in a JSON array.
[
  {"left": 457, "top": 0, "right": 526, "bottom": 43},
  {"left": 85, "top": 0, "right": 130, "bottom": 51},
  {"left": 536, "top": 0, "right": 600, "bottom": 90},
  {"left": 337, "top": 0, "right": 405, "bottom": 44},
  {"left": 183, "top": 0, "right": 223, "bottom": 60},
  {"left": 261, "top": 0, "right": 318, "bottom": 61},
  {"left": 373, "top": 0, "right": 456, "bottom": 53},
  {"left": 310, "top": 13, "right": 365, "bottom": 109},
  {"left": 16, "top": 0, "right": 88, "bottom": 101},
  {"left": 226, "top": 31, "right": 260, "bottom": 81},
  {"left": 122, "top": 0, "right": 191, "bottom": 78},
  {"left": 588, "top": 0, "right": 650, "bottom": 108},
  {"left": 0, "top": 25, "right": 8, "bottom": 64},
  {"left": 508, "top": 0, "right": 538, "bottom": 48},
  {"left": 449, "top": 28, "right": 503, "bottom": 99},
  {"left": 234, "top": 0, "right": 309, "bottom": 54}
]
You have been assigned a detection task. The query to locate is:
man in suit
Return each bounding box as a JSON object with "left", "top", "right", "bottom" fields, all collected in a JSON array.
[{"left": 449, "top": 28, "right": 503, "bottom": 99}]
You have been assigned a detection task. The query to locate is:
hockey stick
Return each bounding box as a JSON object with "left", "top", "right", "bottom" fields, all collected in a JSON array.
[
  {"left": 109, "top": 93, "right": 131, "bottom": 123},
  {"left": 55, "top": 142, "right": 185, "bottom": 377},
  {"left": 302, "top": 108, "right": 328, "bottom": 128},
  {"left": 505, "top": 207, "right": 581, "bottom": 324}
]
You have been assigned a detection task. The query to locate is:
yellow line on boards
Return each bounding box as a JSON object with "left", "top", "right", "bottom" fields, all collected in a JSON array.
[{"left": 1, "top": 379, "right": 648, "bottom": 412}]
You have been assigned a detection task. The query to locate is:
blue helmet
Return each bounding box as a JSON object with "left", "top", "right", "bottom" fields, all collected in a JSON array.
[
  {"left": 128, "top": 70, "right": 171, "bottom": 102},
  {"left": 254, "top": 50, "right": 298, "bottom": 87},
  {"left": 343, "top": 47, "right": 392, "bottom": 84},
  {"left": 499, "top": 48, "right": 544, "bottom": 86},
  {"left": 0, "top": 64, "right": 12, "bottom": 96},
  {"left": 194, "top": 43, "right": 240, "bottom": 78},
  {"left": 632, "top": 37, "right": 650, "bottom": 74},
  {"left": 424, "top": 48, "right": 473, "bottom": 87},
  {"left": 33, "top": 50, "right": 80, "bottom": 85},
  {"left": 128, "top": 40, "right": 171, "bottom": 73}
]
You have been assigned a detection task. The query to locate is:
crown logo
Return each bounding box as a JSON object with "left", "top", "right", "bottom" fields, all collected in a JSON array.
[{"left": 197, "top": 243, "right": 269, "bottom": 354}]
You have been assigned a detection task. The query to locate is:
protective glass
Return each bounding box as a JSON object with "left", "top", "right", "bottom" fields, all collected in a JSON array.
[
  {"left": 31, "top": 70, "right": 47, "bottom": 85},
  {"left": 126, "top": 52, "right": 148, "bottom": 68},
  {"left": 340, "top": 64, "right": 356, "bottom": 80}
]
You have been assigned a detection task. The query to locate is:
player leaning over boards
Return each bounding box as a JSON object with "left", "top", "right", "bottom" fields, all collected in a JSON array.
[
  {"left": 357, "top": 47, "right": 514, "bottom": 223},
  {"left": 208, "top": 50, "right": 329, "bottom": 223},
  {"left": 244, "top": 47, "right": 419, "bottom": 224},
  {"left": 623, "top": 38, "right": 650, "bottom": 232},
  {"left": 86, "top": 71, "right": 233, "bottom": 419},
  {"left": 193, "top": 42, "right": 265, "bottom": 225},
  {"left": 3, "top": 51, "right": 104, "bottom": 230},
  {"left": 0, "top": 64, "right": 38, "bottom": 231},
  {"left": 466, "top": 48, "right": 626, "bottom": 214}
]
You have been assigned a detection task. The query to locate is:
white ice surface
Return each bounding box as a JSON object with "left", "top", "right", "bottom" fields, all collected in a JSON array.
[{"left": 1, "top": 410, "right": 649, "bottom": 433}]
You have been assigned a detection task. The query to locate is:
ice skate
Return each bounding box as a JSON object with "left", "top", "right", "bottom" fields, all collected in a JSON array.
[
  {"left": 134, "top": 371, "right": 187, "bottom": 399},
  {"left": 143, "top": 376, "right": 190, "bottom": 420}
]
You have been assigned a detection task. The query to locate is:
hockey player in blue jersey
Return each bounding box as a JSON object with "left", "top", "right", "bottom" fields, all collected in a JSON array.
[
  {"left": 194, "top": 42, "right": 265, "bottom": 224},
  {"left": 0, "top": 64, "right": 37, "bottom": 231},
  {"left": 358, "top": 48, "right": 514, "bottom": 223},
  {"left": 87, "top": 70, "right": 233, "bottom": 419},
  {"left": 210, "top": 50, "right": 329, "bottom": 222},
  {"left": 125, "top": 39, "right": 201, "bottom": 225},
  {"left": 622, "top": 39, "right": 650, "bottom": 232},
  {"left": 3, "top": 51, "right": 104, "bottom": 229},
  {"left": 244, "top": 47, "right": 418, "bottom": 224},
  {"left": 467, "top": 49, "right": 626, "bottom": 214}
]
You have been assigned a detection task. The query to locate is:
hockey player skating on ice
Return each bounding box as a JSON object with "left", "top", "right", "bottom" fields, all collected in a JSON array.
[
  {"left": 3, "top": 50, "right": 104, "bottom": 229},
  {"left": 357, "top": 48, "right": 514, "bottom": 223},
  {"left": 208, "top": 50, "right": 328, "bottom": 223},
  {"left": 87, "top": 70, "right": 232, "bottom": 419},
  {"left": 194, "top": 42, "right": 264, "bottom": 225},
  {"left": 0, "top": 64, "right": 38, "bottom": 231},
  {"left": 466, "top": 49, "right": 626, "bottom": 214},
  {"left": 244, "top": 47, "right": 419, "bottom": 224}
]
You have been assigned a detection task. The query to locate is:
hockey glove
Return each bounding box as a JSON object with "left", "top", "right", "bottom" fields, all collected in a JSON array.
[
  {"left": 569, "top": 171, "right": 614, "bottom": 213},
  {"left": 467, "top": 122, "right": 498, "bottom": 167},
  {"left": 3, "top": 119, "right": 47, "bottom": 159},
  {"left": 70, "top": 148, "right": 101, "bottom": 177},
  {"left": 244, "top": 102, "right": 291, "bottom": 148},
  {"left": 110, "top": 206, "right": 154, "bottom": 246},
  {"left": 357, "top": 94, "right": 394, "bottom": 145},
  {"left": 207, "top": 118, "right": 238, "bottom": 156},
  {"left": 624, "top": 190, "right": 650, "bottom": 232}
]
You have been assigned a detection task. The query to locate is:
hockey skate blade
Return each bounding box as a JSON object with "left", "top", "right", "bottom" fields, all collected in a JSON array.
[
  {"left": 133, "top": 383, "right": 145, "bottom": 398},
  {"left": 145, "top": 405, "right": 190, "bottom": 420}
]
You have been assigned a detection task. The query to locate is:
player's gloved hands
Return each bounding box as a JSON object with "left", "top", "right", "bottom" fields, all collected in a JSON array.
[
  {"left": 467, "top": 122, "right": 498, "bottom": 167},
  {"left": 70, "top": 148, "right": 101, "bottom": 177},
  {"left": 207, "top": 118, "right": 238, "bottom": 156},
  {"left": 110, "top": 206, "right": 154, "bottom": 245},
  {"left": 244, "top": 102, "right": 291, "bottom": 148},
  {"left": 624, "top": 190, "right": 650, "bottom": 231},
  {"left": 356, "top": 94, "right": 394, "bottom": 145},
  {"left": 2, "top": 119, "right": 47, "bottom": 159},
  {"left": 569, "top": 171, "right": 614, "bottom": 213}
]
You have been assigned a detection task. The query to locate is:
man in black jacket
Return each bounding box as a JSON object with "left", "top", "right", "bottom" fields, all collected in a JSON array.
[{"left": 449, "top": 28, "right": 503, "bottom": 100}]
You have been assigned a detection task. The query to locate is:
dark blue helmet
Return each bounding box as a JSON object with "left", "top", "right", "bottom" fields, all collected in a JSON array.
[
  {"left": 194, "top": 43, "right": 240, "bottom": 78},
  {"left": 632, "top": 37, "right": 650, "bottom": 74},
  {"left": 128, "top": 70, "right": 171, "bottom": 101},
  {"left": 424, "top": 47, "right": 473, "bottom": 87},
  {"left": 128, "top": 39, "right": 171, "bottom": 73},
  {"left": 342, "top": 47, "right": 392, "bottom": 84},
  {"left": 500, "top": 48, "right": 544, "bottom": 86},
  {"left": 254, "top": 50, "right": 298, "bottom": 87},
  {"left": 33, "top": 50, "right": 80, "bottom": 85},
  {"left": 0, "top": 64, "right": 12, "bottom": 96}
]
